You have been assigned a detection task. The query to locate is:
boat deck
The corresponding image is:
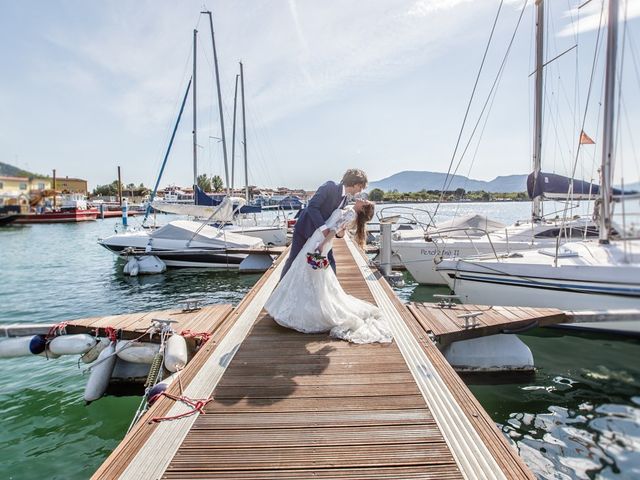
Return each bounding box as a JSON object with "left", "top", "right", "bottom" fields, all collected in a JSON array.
[{"left": 92, "top": 237, "right": 535, "bottom": 479}]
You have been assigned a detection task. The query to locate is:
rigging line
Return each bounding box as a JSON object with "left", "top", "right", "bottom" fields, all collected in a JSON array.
[
  {"left": 432, "top": 0, "right": 506, "bottom": 219},
  {"left": 455, "top": 73, "right": 504, "bottom": 220},
  {"left": 571, "top": 0, "right": 581, "bottom": 179},
  {"left": 613, "top": 0, "right": 630, "bottom": 183},
  {"left": 527, "top": 45, "right": 578, "bottom": 76},
  {"left": 151, "top": 38, "right": 195, "bottom": 180},
  {"left": 578, "top": 0, "right": 595, "bottom": 9},
  {"left": 544, "top": 71, "right": 575, "bottom": 174},
  {"left": 621, "top": 102, "right": 640, "bottom": 180},
  {"left": 441, "top": 0, "right": 529, "bottom": 195},
  {"left": 246, "top": 101, "right": 281, "bottom": 188},
  {"left": 568, "top": 0, "right": 606, "bottom": 187},
  {"left": 627, "top": 28, "right": 640, "bottom": 89}
]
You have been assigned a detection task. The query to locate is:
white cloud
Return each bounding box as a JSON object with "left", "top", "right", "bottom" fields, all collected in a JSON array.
[
  {"left": 558, "top": 0, "right": 640, "bottom": 37},
  {"left": 407, "top": 0, "right": 475, "bottom": 17},
  {"left": 35, "top": 0, "right": 495, "bottom": 132}
]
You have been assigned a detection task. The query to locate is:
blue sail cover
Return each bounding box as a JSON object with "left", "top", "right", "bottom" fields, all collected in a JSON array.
[
  {"left": 195, "top": 186, "right": 262, "bottom": 213},
  {"left": 527, "top": 172, "right": 635, "bottom": 200},
  {"left": 239, "top": 204, "right": 262, "bottom": 214},
  {"left": 195, "top": 186, "right": 222, "bottom": 206}
]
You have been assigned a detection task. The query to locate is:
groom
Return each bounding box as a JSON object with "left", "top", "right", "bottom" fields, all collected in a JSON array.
[{"left": 281, "top": 168, "right": 368, "bottom": 279}]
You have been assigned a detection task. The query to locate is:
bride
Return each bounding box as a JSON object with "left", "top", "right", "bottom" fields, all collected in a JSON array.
[{"left": 265, "top": 201, "right": 393, "bottom": 344}]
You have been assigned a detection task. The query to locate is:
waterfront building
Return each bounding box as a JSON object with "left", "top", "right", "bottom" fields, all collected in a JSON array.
[{"left": 0, "top": 175, "right": 52, "bottom": 212}]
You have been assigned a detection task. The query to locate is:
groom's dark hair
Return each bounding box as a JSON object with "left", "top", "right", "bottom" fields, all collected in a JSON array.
[{"left": 342, "top": 169, "right": 368, "bottom": 187}]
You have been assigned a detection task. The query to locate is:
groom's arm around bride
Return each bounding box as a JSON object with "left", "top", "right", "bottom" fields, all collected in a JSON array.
[{"left": 280, "top": 169, "right": 368, "bottom": 279}]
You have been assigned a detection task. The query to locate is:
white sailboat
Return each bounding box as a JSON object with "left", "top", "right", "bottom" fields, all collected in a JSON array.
[
  {"left": 99, "top": 217, "right": 263, "bottom": 269},
  {"left": 393, "top": 215, "right": 595, "bottom": 284},
  {"left": 436, "top": 0, "right": 640, "bottom": 332},
  {"left": 100, "top": 23, "right": 267, "bottom": 268},
  {"left": 152, "top": 39, "right": 287, "bottom": 246},
  {"left": 392, "top": 0, "right": 596, "bottom": 285}
]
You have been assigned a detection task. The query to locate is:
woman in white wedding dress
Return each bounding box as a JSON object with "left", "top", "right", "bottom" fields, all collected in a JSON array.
[{"left": 265, "top": 202, "right": 393, "bottom": 344}]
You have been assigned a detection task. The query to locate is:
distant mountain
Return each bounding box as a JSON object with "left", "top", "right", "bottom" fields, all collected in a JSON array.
[
  {"left": 0, "top": 161, "right": 46, "bottom": 179},
  {"left": 369, "top": 171, "right": 528, "bottom": 193}
]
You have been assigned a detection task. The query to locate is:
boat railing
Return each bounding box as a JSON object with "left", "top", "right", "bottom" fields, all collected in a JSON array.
[
  {"left": 426, "top": 226, "right": 502, "bottom": 263},
  {"left": 376, "top": 205, "right": 436, "bottom": 231}
]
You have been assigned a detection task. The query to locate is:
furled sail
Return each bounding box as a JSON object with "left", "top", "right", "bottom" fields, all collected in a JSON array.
[
  {"left": 152, "top": 197, "right": 234, "bottom": 221},
  {"left": 195, "top": 186, "right": 261, "bottom": 214},
  {"left": 527, "top": 172, "right": 636, "bottom": 200}
]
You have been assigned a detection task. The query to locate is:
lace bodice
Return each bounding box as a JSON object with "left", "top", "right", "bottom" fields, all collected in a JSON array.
[{"left": 325, "top": 207, "right": 356, "bottom": 232}]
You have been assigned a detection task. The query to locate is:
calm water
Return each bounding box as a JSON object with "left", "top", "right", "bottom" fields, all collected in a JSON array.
[{"left": 1, "top": 203, "right": 638, "bottom": 479}]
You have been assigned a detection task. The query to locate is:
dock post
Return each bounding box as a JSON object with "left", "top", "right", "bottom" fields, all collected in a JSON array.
[
  {"left": 122, "top": 199, "right": 128, "bottom": 227},
  {"left": 99, "top": 203, "right": 105, "bottom": 219},
  {"left": 380, "top": 220, "right": 404, "bottom": 287},
  {"left": 380, "top": 222, "right": 392, "bottom": 277}
]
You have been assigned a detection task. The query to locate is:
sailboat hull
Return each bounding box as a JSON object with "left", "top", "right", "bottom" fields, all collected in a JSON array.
[
  {"left": 439, "top": 265, "right": 640, "bottom": 311},
  {"left": 437, "top": 241, "right": 640, "bottom": 334},
  {"left": 395, "top": 218, "right": 596, "bottom": 285},
  {"left": 99, "top": 220, "right": 263, "bottom": 269}
]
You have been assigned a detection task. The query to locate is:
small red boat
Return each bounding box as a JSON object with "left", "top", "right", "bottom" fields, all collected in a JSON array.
[{"left": 15, "top": 208, "right": 98, "bottom": 224}]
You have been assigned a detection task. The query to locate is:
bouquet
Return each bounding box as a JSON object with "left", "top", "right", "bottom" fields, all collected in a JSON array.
[{"left": 306, "top": 252, "right": 330, "bottom": 270}]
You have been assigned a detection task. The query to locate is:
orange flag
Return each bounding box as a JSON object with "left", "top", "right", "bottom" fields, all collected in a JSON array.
[{"left": 580, "top": 130, "right": 595, "bottom": 144}]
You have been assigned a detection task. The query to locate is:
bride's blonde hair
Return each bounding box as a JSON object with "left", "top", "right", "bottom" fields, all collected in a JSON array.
[{"left": 354, "top": 202, "right": 375, "bottom": 248}]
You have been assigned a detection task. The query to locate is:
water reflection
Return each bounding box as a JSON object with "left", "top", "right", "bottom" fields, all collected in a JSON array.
[
  {"left": 1, "top": 208, "right": 639, "bottom": 479},
  {"left": 399, "top": 269, "right": 640, "bottom": 480}
]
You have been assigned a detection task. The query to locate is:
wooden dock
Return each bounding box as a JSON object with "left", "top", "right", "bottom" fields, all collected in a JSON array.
[
  {"left": 92, "top": 236, "right": 536, "bottom": 479},
  {"left": 63, "top": 304, "right": 234, "bottom": 343},
  {"left": 408, "top": 302, "right": 566, "bottom": 346}
]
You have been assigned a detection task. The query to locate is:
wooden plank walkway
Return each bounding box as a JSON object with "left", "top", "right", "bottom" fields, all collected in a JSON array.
[
  {"left": 408, "top": 302, "right": 566, "bottom": 345},
  {"left": 93, "top": 237, "right": 535, "bottom": 479}
]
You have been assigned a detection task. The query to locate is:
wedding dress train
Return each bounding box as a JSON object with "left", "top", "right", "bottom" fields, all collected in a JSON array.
[{"left": 265, "top": 207, "right": 393, "bottom": 344}]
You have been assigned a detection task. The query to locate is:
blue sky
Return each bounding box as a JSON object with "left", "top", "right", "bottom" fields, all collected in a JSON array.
[{"left": 1, "top": 0, "right": 638, "bottom": 190}]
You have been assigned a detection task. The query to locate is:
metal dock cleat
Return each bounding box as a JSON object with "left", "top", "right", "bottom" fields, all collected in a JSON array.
[
  {"left": 433, "top": 294, "right": 460, "bottom": 308},
  {"left": 457, "top": 311, "right": 483, "bottom": 328},
  {"left": 182, "top": 298, "right": 205, "bottom": 312}
]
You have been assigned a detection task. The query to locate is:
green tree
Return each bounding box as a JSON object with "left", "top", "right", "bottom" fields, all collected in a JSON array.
[
  {"left": 369, "top": 188, "right": 384, "bottom": 202},
  {"left": 211, "top": 175, "right": 224, "bottom": 192},
  {"left": 197, "top": 174, "right": 212, "bottom": 192},
  {"left": 92, "top": 180, "right": 119, "bottom": 196}
]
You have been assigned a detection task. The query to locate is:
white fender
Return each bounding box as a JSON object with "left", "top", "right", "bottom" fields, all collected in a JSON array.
[
  {"left": 135, "top": 256, "right": 166, "bottom": 274},
  {"left": 146, "top": 371, "right": 180, "bottom": 405},
  {"left": 164, "top": 335, "right": 188, "bottom": 373},
  {"left": 123, "top": 257, "right": 139, "bottom": 276},
  {"left": 80, "top": 337, "right": 110, "bottom": 364},
  {"left": 0, "top": 335, "right": 45, "bottom": 358},
  {"left": 115, "top": 340, "right": 160, "bottom": 364},
  {"left": 84, "top": 341, "right": 117, "bottom": 403},
  {"left": 49, "top": 334, "right": 97, "bottom": 356}
]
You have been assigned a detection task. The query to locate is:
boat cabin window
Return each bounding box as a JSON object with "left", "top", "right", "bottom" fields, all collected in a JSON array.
[{"left": 534, "top": 226, "right": 598, "bottom": 238}]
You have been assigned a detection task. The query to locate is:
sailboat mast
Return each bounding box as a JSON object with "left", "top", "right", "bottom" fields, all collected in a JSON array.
[
  {"left": 231, "top": 74, "right": 239, "bottom": 192},
  {"left": 240, "top": 61, "right": 249, "bottom": 203},
  {"left": 192, "top": 29, "right": 198, "bottom": 204},
  {"left": 599, "top": 0, "right": 618, "bottom": 243},
  {"left": 202, "top": 11, "right": 230, "bottom": 196},
  {"left": 532, "top": 0, "right": 544, "bottom": 221}
]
